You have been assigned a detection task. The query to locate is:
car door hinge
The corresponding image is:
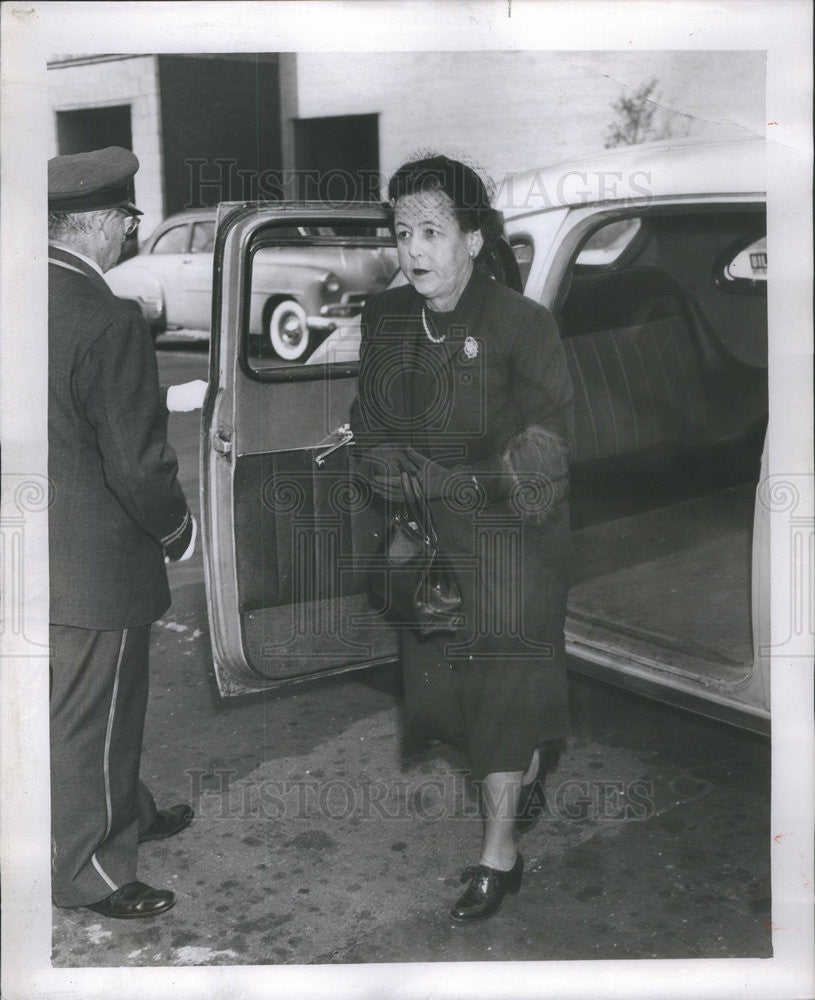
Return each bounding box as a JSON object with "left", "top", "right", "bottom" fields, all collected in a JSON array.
[{"left": 213, "top": 430, "right": 233, "bottom": 456}]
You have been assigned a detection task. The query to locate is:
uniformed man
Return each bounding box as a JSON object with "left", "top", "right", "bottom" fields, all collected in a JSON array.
[{"left": 49, "top": 146, "right": 195, "bottom": 919}]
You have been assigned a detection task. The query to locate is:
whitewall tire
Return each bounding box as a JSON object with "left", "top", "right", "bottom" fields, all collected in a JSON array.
[{"left": 266, "top": 300, "right": 310, "bottom": 361}]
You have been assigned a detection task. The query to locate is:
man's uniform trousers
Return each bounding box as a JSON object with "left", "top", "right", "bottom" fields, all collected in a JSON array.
[{"left": 50, "top": 623, "right": 159, "bottom": 907}]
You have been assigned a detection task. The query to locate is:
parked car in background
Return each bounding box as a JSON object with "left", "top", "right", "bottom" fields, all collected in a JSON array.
[
  {"left": 201, "top": 138, "right": 771, "bottom": 735},
  {"left": 104, "top": 208, "right": 396, "bottom": 358}
]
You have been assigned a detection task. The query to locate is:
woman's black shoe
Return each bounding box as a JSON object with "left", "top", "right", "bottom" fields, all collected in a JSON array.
[
  {"left": 516, "top": 741, "right": 561, "bottom": 834},
  {"left": 450, "top": 853, "right": 523, "bottom": 922}
]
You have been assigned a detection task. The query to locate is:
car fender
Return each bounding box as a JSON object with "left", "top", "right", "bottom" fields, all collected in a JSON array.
[{"left": 104, "top": 262, "right": 166, "bottom": 325}]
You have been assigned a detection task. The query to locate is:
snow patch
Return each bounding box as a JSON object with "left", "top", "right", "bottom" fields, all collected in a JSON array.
[
  {"left": 161, "top": 621, "right": 188, "bottom": 633},
  {"left": 172, "top": 945, "right": 239, "bottom": 964},
  {"left": 85, "top": 923, "right": 112, "bottom": 944}
]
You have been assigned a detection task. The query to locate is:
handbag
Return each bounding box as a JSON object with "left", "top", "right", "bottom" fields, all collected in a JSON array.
[{"left": 370, "top": 463, "right": 463, "bottom": 635}]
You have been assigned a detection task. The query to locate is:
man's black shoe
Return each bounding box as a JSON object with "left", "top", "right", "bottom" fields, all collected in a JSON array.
[
  {"left": 139, "top": 804, "right": 194, "bottom": 843},
  {"left": 84, "top": 881, "right": 175, "bottom": 919}
]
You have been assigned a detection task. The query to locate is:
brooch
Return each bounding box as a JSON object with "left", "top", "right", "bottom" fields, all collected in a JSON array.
[{"left": 463, "top": 336, "right": 479, "bottom": 359}]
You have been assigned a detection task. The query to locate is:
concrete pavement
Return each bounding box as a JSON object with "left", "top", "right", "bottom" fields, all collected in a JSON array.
[
  {"left": 50, "top": 348, "right": 772, "bottom": 968},
  {"left": 51, "top": 576, "right": 771, "bottom": 966}
]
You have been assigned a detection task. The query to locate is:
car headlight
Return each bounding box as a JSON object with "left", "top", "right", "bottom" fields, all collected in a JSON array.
[{"left": 323, "top": 272, "right": 341, "bottom": 296}]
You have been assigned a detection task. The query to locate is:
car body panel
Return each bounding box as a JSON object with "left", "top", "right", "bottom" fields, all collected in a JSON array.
[
  {"left": 497, "top": 136, "right": 766, "bottom": 217},
  {"left": 202, "top": 141, "right": 770, "bottom": 732}
]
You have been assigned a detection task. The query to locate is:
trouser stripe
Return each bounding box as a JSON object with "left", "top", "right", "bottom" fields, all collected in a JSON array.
[{"left": 89, "top": 627, "right": 128, "bottom": 892}]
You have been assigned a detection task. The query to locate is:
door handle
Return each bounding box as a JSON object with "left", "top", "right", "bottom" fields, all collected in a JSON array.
[
  {"left": 314, "top": 423, "right": 354, "bottom": 466},
  {"left": 213, "top": 430, "right": 232, "bottom": 456}
]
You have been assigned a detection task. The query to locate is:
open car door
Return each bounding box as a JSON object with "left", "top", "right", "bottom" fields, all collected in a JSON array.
[{"left": 201, "top": 204, "right": 399, "bottom": 694}]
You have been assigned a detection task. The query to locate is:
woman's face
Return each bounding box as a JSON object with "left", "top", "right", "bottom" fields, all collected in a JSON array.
[{"left": 393, "top": 189, "right": 483, "bottom": 311}]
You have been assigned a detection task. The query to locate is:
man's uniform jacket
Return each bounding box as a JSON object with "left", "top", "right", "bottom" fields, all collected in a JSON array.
[{"left": 48, "top": 244, "right": 191, "bottom": 628}]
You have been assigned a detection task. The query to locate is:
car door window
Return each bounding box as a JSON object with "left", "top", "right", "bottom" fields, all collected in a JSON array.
[
  {"left": 190, "top": 221, "right": 215, "bottom": 253},
  {"left": 151, "top": 223, "right": 190, "bottom": 254},
  {"left": 574, "top": 217, "right": 642, "bottom": 267},
  {"left": 244, "top": 223, "right": 396, "bottom": 370}
]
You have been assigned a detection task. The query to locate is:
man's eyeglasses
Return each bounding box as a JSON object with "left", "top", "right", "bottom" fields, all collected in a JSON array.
[{"left": 112, "top": 209, "right": 140, "bottom": 236}]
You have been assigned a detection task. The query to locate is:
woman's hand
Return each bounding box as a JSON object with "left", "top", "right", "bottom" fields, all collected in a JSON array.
[
  {"left": 357, "top": 444, "right": 407, "bottom": 500},
  {"left": 401, "top": 447, "right": 451, "bottom": 500},
  {"left": 357, "top": 445, "right": 458, "bottom": 502}
]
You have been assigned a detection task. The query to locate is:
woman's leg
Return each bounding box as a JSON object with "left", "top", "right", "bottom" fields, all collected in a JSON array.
[
  {"left": 522, "top": 748, "right": 539, "bottom": 785},
  {"left": 479, "top": 770, "right": 523, "bottom": 870},
  {"left": 450, "top": 769, "right": 525, "bottom": 921}
]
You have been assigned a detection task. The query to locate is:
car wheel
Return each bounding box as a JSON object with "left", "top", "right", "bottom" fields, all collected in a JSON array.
[{"left": 266, "top": 299, "right": 310, "bottom": 361}]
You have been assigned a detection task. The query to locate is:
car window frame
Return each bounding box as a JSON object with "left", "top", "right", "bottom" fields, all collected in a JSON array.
[
  {"left": 538, "top": 199, "right": 767, "bottom": 316},
  {"left": 149, "top": 221, "right": 192, "bottom": 255},
  {"left": 190, "top": 220, "right": 216, "bottom": 254},
  {"left": 237, "top": 218, "right": 396, "bottom": 385},
  {"left": 572, "top": 216, "right": 645, "bottom": 270}
]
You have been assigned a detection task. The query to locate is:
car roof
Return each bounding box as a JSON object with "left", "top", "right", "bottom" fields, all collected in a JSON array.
[
  {"left": 498, "top": 137, "right": 766, "bottom": 217},
  {"left": 159, "top": 208, "right": 216, "bottom": 225}
]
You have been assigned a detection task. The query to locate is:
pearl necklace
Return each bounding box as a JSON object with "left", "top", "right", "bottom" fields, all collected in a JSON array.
[{"left": 421, "top": 305, "right": 445, "bottom": 343}]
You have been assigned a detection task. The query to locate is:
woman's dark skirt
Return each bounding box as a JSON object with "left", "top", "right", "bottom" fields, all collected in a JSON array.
[{"left": 399, "top": 500, "right": 572, "bottom": 781}]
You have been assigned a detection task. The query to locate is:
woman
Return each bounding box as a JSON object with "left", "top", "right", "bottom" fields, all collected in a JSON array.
[{"left": 351, "top": 155, "right": 574, "bottom": 921}]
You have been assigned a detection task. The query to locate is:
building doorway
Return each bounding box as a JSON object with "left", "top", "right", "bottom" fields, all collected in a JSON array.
[
  {"left": 56, "top": 105, "right": 133, "bottom": 155},
  {"left": 293, "top": 113, "right": 380, "bottom": 202}
]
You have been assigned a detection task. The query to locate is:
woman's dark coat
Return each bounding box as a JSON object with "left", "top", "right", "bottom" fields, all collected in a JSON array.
[{"left": 351, "top": 268, "right": 575, "bottom": 777}]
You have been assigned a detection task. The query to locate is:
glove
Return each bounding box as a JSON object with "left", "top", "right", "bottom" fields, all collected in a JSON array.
[
  {"left": 357, "top": 444, "right": 407, "bottom": 501},
  {"left": 164, "top": 514, "right": 197, "bottom": 563},
  {"left": 166, "top": 379, "right": 208, "bottom": 412},
  {"left": 400, "top": 447, "right": 453, "bottom": 501}
]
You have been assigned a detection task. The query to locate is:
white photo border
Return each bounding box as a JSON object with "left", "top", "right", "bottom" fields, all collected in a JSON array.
[{"left": 1, "top": 2, "right": 812, "bottom": 998}]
